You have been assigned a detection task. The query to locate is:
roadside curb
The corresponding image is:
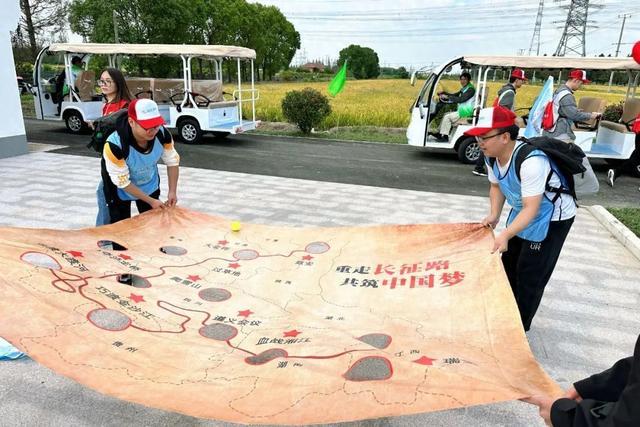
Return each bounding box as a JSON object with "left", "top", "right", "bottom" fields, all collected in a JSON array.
[{"left": 587, "top": 205, "right": 640, "bottom": 262}]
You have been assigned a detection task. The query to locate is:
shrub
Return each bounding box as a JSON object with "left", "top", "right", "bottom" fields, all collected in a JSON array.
[
  {"left": 281, "top": 88, "right": 331, "bottom": 134},
  {"left": 602, "top": 100, "right": 624, "bottom": 122}
]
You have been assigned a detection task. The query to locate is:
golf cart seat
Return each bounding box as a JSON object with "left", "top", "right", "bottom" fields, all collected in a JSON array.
[
  {"left": 575, "top": 97, "right": 606, "bottom": 130},
  {"left": 599, "top": 98, "right": 640, "bottom": 134},
  {"left": 126, "top": 78, "right": 153, "bottom": 99},
  {"left": 191, "top": 80, "right": 224, "bottom": 103},
  {"left": 152, "top": 79, "right": 184, "bottom": 104},
  {"left": 75, "top": 70, "right": 96, "bottom": 101}
]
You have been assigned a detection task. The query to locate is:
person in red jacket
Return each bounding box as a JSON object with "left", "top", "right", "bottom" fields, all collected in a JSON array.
[
  {"left": 524, "top": 333, "right": 640, "bottom": 426},
  {"left": 98, "top": 68, "right": 132, "bottom": 115},
  {"left": 95, "top": 68, "right": 133, "bottom": 226}
]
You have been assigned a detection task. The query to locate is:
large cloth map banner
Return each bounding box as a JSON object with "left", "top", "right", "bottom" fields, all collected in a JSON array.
[{"left": 0, "top": 208, "right": 560, "bottom": 424}]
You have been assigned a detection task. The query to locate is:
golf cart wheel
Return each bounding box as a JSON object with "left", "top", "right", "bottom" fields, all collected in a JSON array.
[
  {"left": 178, "top": 118, "right": 203, "bottom": 144},
  {"left": 64, "top": 110, "right": 85, "bottom": 134},
  {"left": 212, "top": 131, "right": 230, "bottom": 139},
  {"left": 457, "top": 137, "right": 481, "bottom": 164}
]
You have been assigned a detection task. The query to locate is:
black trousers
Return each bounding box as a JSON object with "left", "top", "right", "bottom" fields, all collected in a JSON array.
[
  {"left": 501, "top": 217, "right": 574, "bottom": 331},
  {"left": 107, "top": 188, "right": 160, "bottom": 224},
  {"left": 475, "top": 151, "right": 486, "bottom": 172}
]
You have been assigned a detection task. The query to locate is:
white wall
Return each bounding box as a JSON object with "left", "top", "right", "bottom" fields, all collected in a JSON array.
[{"left": 0, "top": 0, "right": 27, "bottom": 158}]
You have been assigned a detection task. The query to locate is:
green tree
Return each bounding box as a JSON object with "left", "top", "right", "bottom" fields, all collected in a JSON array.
[
  {"left": 13, "top": 0, "right": 69, "bottom": 61},
  {"left": 249, "top": 3, "right": 300, "bottom": 81},
  {"left": 338, "top": 44, "right": 380, "bottom": 79},
  {"left": 69, "top": 0, "right": 300, "bottom": 81}
]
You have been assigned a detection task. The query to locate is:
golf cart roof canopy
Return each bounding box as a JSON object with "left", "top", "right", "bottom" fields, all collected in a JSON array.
[
  {"left": 461, "top": 55, "right": 640, "bottom": 71},
  {"left": 47, "top": 43, "right": 256, "bottom": 60}
]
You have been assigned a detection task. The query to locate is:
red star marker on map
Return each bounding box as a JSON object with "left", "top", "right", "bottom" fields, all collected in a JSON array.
[
  {"left": 66, "top": 250, "right": 83, "bottom": 257},
  {"left": 413, "top": 356, "right": 437, "bottom": 365},
  {"left": 129, "top": 293, "right": 145, "bottom": 303},
  {"left": 118, "top": 254, "right": 132, "bottom": 260},
  {"left": 237, "top": 309, "right": 253, "bottom": 318},
  {"left": 187, "top": 275, "right": 201, "bottom": 282},
  {"left": 301, "top": 255, "right": 314, "bottom": 261},
  {"left": 283, "top": 330, "right": 302, "bottom": 337},
  {"left": 228, "top": 262, "right": 241, "bottom": 269},
  {"left": 218, "top": 240, "right": 229, "bottom": 246}
]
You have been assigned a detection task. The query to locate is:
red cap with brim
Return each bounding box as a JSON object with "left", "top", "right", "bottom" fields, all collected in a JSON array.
[
  {"left": 568, "top": 69, "right": 591, "bottom": 84},
  {"left": 464, "top": 106, "right": 517, "bottom": 136},
  {"left": 128, "top": 98, "right": 165, "bottom": 129},
  {"left": 511, "top": 69, "right": 528, "bottom": 81}
]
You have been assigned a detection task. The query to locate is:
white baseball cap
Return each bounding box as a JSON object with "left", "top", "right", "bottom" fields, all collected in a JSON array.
[{"left": 128, "top": 99, "right": 165, "bottom": 129}]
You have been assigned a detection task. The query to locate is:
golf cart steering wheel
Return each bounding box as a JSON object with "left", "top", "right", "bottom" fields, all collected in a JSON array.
[
  {"left": 190, "top": 92, "right": 211, "bottom": 108},
  {"left": 516, "top": 106, "right": 531, "bottom": 125},
  {"left": 222, "top": 91, "right": 238, "bottom": 101},
  {"left": 134, "top": 90, "right": 153, "bottom": 99},
  {"left": 169, "top": 92, "right": 186, "bottom": 106}
]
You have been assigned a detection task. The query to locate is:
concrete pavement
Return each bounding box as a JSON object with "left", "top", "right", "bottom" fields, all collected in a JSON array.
[{"left": 0, "top": 144, "right": 638, "bottom": 426}]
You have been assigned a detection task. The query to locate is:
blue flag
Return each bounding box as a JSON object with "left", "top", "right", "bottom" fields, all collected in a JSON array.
[{"left": 524, "top": 76, "right": 554, "bottom": 138}]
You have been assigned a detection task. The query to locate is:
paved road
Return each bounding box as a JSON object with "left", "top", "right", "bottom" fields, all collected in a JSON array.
[{"left": 24, "top": 119, "right": 639, "bottom": 207}]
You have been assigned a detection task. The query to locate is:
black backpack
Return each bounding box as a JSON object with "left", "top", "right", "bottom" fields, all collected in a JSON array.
[
  {"left": 488, "top": 136, "right": 587, "bottom": 201},
  {"left": 87, "top": 108, "right": 129, "bottom": 153}
]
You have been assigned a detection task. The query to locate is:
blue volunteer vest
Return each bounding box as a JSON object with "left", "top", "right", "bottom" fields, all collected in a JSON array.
[
  {"left": 488, "top": 143, "right": 562, "bottom": 242},
  {"left": 108, "top": 132, "right": 164, "bottom": 201}
]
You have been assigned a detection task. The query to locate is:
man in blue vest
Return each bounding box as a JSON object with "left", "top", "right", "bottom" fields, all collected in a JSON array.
[
  {"left": 101, "top": 99, "right": 180, "bottom": 224},
  {"left": 468, "top": 106, "right": 576, "bottom": 331}
]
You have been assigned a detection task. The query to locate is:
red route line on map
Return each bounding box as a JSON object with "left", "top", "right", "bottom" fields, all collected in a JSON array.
[
  {"left": 129, "top": 301, "right": 212, "bottom": 334},
  {"left": 41, "top": 246, "right": 370, "bottom": 361}
]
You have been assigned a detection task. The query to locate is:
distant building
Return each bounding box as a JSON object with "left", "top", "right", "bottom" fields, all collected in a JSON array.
[{"left": 300, "top": 62, "right": 325, "bottom": 73}]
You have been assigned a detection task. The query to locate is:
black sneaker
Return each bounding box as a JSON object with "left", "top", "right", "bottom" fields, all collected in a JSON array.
[{"left": 472, "top": 169, "right": 488, "bottom": 177}]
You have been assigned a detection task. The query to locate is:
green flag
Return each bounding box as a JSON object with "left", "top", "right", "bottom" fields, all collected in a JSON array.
[{"left": 328, "top": 61, "right": 347, "bottom": 96}]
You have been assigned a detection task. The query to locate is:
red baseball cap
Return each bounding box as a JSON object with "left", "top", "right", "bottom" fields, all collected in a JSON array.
[
  {"left": 463, "top": 106, "right": 517, "bottom": 137},
  {"left": 511, "top": 69, "right": 528, "bottom": 80},
  {"left": 128, "top": 99, "right": 165, "bottom": 129},
  {"left": 568, "top": 69, "right": 591, "bottom": 84}
]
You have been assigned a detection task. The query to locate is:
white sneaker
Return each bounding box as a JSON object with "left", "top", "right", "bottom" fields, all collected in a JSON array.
[{"left": 606, "top": 169, "right": 615, "bottom": 187}]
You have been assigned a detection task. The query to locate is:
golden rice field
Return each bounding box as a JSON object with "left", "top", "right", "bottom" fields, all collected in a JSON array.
[{"left": 235, "top": 79, "right": 628, "bottom": 129}]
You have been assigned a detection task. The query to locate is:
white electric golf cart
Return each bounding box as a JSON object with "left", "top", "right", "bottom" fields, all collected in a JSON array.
[
  {"left": 31, "top": 43, "right": 260, "bottom": 144},
  {"left": 408, "top": 56, "right": 640, "bottom": 173}
]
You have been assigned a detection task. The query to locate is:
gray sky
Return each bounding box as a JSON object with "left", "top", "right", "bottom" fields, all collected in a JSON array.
[{"left": 252, "top": 0, "right": 640, "bottom": 69}]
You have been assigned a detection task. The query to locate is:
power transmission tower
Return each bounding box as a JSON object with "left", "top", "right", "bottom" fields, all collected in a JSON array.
[
  {"left": 554, "top": 0, "right": 602, "bottom": 56},
  {"left": 528, "top": 0, "right": 544, "bottom": 55}
]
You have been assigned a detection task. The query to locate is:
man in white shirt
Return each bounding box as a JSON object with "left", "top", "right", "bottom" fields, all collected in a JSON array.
[{"left": 467, "top": 106, "right": 576, "bottom": 331}]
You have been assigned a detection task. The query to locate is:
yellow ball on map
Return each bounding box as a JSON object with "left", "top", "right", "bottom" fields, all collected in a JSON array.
[{"left": 231, "top": 221, "right": 241, "bottom": 232}]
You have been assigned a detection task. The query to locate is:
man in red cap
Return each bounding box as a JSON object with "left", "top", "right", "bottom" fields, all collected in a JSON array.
[
  {"left": 101, "top": 98, "right": 180, "bottom": 224},
  {"left": 473, "top": 69, "right": 528, "bottom": 177},
  {"left": 542, "top": 69, "right": 601, "bottom": 142},
  {"left": 469, "top": 105, "right": 576, "bottom": 331}
]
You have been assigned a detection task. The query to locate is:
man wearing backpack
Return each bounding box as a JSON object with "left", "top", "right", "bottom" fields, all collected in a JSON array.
[
  {"left": 101, "top": 99, "right": 180, "bottom": 224},
  {"left": 542, "top": 69, "right": 601, "bottom": 143},
  {"left": 469, "top": 106, "right": 576, "bottom": 332},
  {"left": 473, "top": 69, "right": 528, "bottom": 177}
]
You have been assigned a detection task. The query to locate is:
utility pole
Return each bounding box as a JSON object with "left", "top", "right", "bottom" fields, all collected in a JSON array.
[
  {"left": 528, "top": 0, "right": 544, "bottom": 55},
  {"left": 609, "top": 13, "right": 632, "bottom": 91},
  {"left": 554, "top": 0, "right": 602, "bottom": 57},
  {"left": 615, "top": 13, "right": 631, "bottom": 57},
  {"left": 113, "top": 10, "right": 119, "bottom": 43}
]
